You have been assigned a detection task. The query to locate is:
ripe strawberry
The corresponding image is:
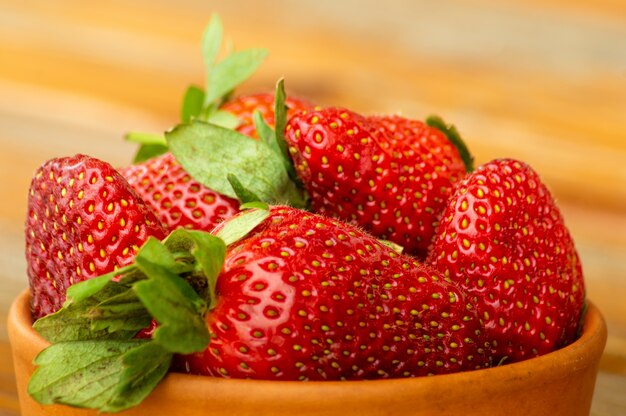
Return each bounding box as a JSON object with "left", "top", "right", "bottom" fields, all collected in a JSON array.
[
  {"left": 428, "top": 158, "right": 585, "bottom": 363},
  {"left": 176, "top": 206, "right": 490, "bottom": 380},
  {"left": 220, "top": 93, "right": 314, "bottom": 139},
  {"left": 25, "top": 154, "right": 168, "bottom": 320},
  {"left": 118, "top": 152, "right": 240, "bottom": 231},
  {"left": 284, "top": 108, "right": 470, "bottom": 258}
]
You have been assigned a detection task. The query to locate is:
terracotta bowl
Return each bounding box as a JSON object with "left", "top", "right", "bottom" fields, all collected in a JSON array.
[{"left": 9, "top": 289, "right": 607, "bottom": 416}]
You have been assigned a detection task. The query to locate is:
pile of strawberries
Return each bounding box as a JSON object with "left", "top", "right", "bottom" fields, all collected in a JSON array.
[{"left": 23, "top": 14, "right": 585, "bottom": 412}]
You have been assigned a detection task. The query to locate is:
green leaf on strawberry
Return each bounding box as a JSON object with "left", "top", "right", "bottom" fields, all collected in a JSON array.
[
  {"left": 125, "top": 132, "right": 169, "bottom": 163},
  {"left": 206, "top": 109, "right": 241, "bottom": 130},
  {"left": 204, "top": 48, "right": 268, "bottom": 105},
  {"left": 33, "top": 276, "right": 150, "bottom": 343},
  {"left": 253, "top": 110, "right": 278, "bottom": 149},
  {"left": 132, "top": 238, "right": 210, "bottom": 353},
  {"left": 89, "top": 288, "right": 152, "bottom": 334},
  {"left": 162, "top": 229, "right": 226, "bottom": 304},
  {"left": 426, "top": 115, "right": 474, "bottom": 173},
  {"left": 181, "top": 85, "right": 205, "bottom": 123},
  {"left": 213, "top": 205, "right": 269, "bottom": 246},
  {"left": 132, "top": 143, "right": 170, "bottom": 163},
  {"left": 28, "top": 339, "right": 171, "bottom": 413},
  {"left": 66, "top": 271, "right": 126, "bottom": 304},
  {"left": 166, "top": 120, "right": 307, "bottom": 208},
  {"left": 227, "top": 173, "right": 263, "bottom": 204},
  {"left": 201, "top": 14, "right": 223, "bottom": 72},
  {"left": 199, "top": 15, "right": 268, "bottom": 106},
  {"left": 125, "top": 132, "right": 168, "bottom": 147},
  {"left": 108, "top": 341, "right": 172, "bottom": 411},
  {"left": 186, "top": 101, "right": 241, "bottom": 130},
  {"left": 272, "top": 78, "right": 290, "bottom": 159},
  {"left": 127, "top": 13, "right": 268, "bottom": 163},
  {"left": 252, "top": 79, "right": 300, "bottom": 183}
]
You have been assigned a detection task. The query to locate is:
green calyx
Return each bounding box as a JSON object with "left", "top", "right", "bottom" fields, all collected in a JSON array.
[
  {"left": 166, "top": 79, "right": 308, "bottom": 209},
  {"left": 124, "top": 17, "right": 303, "bottom": 210},
  {"left": 127, "top": 14, "right": 268, "bottom": 163},
  {"left": 28, "top": 207, "right": 269, "bottom": 413},
  {"left": 426, "top": 115, "right": 475, "bottom": 173}
]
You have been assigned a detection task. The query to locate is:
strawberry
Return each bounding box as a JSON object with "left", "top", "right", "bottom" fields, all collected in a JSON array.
[
  {"left": 176, "top": 206, "right": 490, "bottom": 380},
  {"left": 118, "top": 152, "right": 240, "bottom": 231},
  {"left": 25, "top": 154, "right": 168, "bottom": 320},
  {"left": 284, "top": 108, "right": 471, "bottom": 258},
  {"left": 220, "top": 93, "right": 314, "bottom": 139},
  {"left": 428, "top": 158, "right": 585, "bottom": 363}
]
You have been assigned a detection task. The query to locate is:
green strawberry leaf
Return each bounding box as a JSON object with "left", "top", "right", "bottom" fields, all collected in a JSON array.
[
  {"left": 125, "top": 132, "right": 169, "bottom": 163},
  {"left": 253, "top": 110, "right": 277, "bottom": 150},
  {"left": 205, "top": 48, "right": 268, "bottom": 106},
  {"left": 181, "top": 85, "right": 205, "bottom": 123},
  {"left": 166, "top": 120, "right": 307, "bottom": 208},
  {"left": 207, "top": 109, "right": 241, "bottom": 129},
  {"left": 161, "top": 228, "right": 199, "bottom": 257},
  {"left": 65, "top": 270, "right": 123, "bottom": 304},
  {"left": 426, "top": 115, "right": 475, "bottom": 173},
  {"left": 125, "top": 132, "right": 167, "bottom": 146},
  {"left": 132, "top": 143, "right": 169, "bottom": 163},
  {"left": 215, "top": 206, "right": 270, "bottom": 246},
  {"left": 89, "top": 289, "right": 153, "bottom": 334},
  {"left": 201, "top": 14, "right": 224, "bottom": 86},
  {"left": 127, "top": 13, "right": 266, "bottom": 163},
  {"left": 34, "top": 277, "right": 150, "bottom": 343},
  {"left": 28, "top": 340, "right": 171, "bottom": 413},
  {"left": 273, "top": 78, "right": 290, "bottom": 162},
  {"left": 227, "top": 173, "right": 263, "bottom": 204},
  {"left": 106, "top": 342, "right": 172, "bottom": 412},
  {"left": 133, "top": 238, "right": 210, "bottom": 354},
  {"left": 273, "top": 79, "right": 301, "bottom": 183},
  {"left": 185, "top": 231, "right": 226, "bottom": 309},
  {"left": 240, "top": 201, "right": 270, "bottom": 210},
  {"left": 200, "top": 13, "right": 267, "bottom": 108},
  {"left": 163, "top": 229, "right": 226, "bottom": 309},
  {"left": 249, "top": 80, "right": 303, "bottom": 189}
]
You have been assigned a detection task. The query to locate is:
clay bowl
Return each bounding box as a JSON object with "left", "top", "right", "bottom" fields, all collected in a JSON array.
[{"left": 9, "top": 289, "right": 607, "bottom": 416}]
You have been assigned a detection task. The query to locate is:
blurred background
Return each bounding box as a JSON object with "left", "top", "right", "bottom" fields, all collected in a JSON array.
[{"left": 0, "top": 0, "right": 625, "bottom": 414}]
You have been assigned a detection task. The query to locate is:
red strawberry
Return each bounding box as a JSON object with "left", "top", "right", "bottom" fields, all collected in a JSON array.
[
  {"left": 428, "top": 158, "right": 585, "bottom": 363},
  {"left": 220, "top": 93, "right": 314, "bottom": 139},
  {"left": 25, "top": 154, "right": 168, "bottom": 320},
  {"left": 118, "top": 152, "right": 240, "bottom": 232},
  {"left": 176, "top": 206, "right": 490, "bottom": 380},
  {"left": 284, "top": 108, "right": 469, "bottom": 258}
]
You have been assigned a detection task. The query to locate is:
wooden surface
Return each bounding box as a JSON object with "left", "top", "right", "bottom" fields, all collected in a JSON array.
[{"left": 1, "top": 0, "right": 625, "bottom": 414}]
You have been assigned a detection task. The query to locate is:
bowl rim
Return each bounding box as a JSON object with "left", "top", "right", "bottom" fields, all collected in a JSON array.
[{"left": 9, "top": 287, "right": 607, "bottom": 393}]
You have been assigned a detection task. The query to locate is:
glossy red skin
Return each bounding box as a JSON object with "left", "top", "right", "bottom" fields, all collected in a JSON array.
[
  {"left": 428, "top": 159, "right": 585, "bottom": 363},
  {"left": 119, "top": 152, "right": 240, "bottom": 232},
  {"left": 220, "top": 93, "right": 315, "bottom": 139},
  {"left": 177, "top": 206, "right": 490, "bottom": 380},
  {"left": 25, "top": 154, "right": 168, "bottom": 320},
  {"left": 285, "top": 108, "right": 467, "bottom": 259}
]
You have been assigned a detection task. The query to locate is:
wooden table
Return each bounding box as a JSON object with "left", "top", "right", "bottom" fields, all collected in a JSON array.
[{"left": 1, "top": 1, "right": 625, "bottom": 414}]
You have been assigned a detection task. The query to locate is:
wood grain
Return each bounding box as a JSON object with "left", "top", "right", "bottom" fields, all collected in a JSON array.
[{"left": 0, "top": 0, "right": 624, "bottom": 414}]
